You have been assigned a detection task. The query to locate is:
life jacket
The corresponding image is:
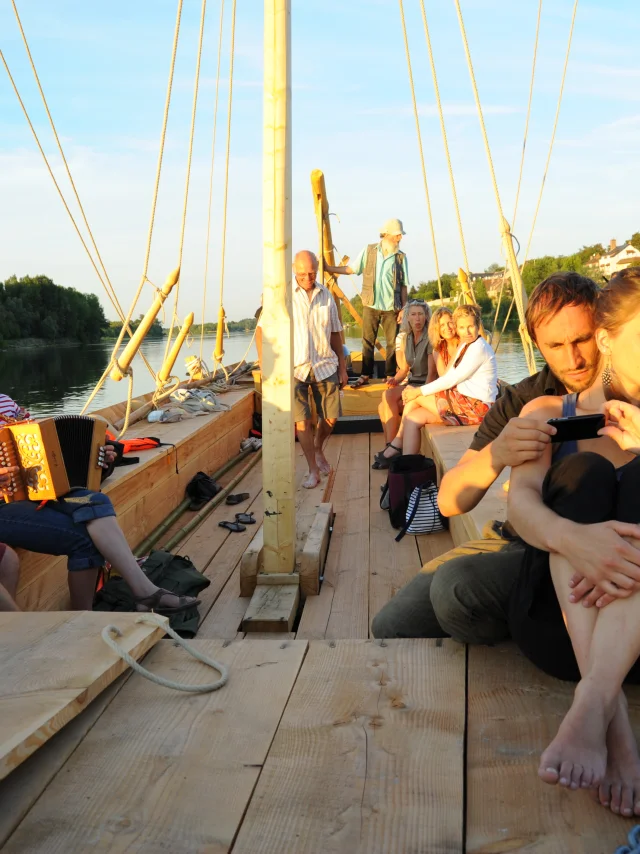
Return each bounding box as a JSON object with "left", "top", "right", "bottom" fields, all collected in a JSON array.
[{"left": 106, "top": 431, "right": 162, "bottom": 455}]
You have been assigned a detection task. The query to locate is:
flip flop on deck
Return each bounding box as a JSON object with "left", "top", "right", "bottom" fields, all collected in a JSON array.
[{"left": 218, "top": 520, "right": 246, "bottom": 533}]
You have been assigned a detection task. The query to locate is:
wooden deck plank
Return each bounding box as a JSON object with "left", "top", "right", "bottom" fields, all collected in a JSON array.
[
  {"left": 233, "top": 639, "right": 466, "bottom": 854},
  {"left": 297, "top": 434, "right": 371, "bottom": 640},
  {"left": 368, "top": 434, "right": 423, "bottom": 633},
  {"left": 198, "top": 564, "right": 250, "bottom": 638},
  {"left": 3, "top": 639, "right": 308, "bottom": 854},
  {"left": 0, "top": 672, "right": 131, "bottom": 847},
  {"left": 466, "top": 643, "right": 640, "bottom": 853},
  {"left": 0, "top": 612, "right": 166, "bottom": 780}
]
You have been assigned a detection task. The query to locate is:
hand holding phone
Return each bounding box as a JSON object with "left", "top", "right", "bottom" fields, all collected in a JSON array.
[{"left": 547, "top": 413, "right": 605, "bottom": 444}]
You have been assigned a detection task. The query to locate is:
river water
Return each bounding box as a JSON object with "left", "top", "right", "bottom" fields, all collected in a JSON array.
[{"left": 1, "top": 330, "right": 543, "bottom": 419}]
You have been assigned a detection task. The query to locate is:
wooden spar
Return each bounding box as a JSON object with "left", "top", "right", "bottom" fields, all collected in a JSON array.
[
  {"left": 457, "top": 268, "right": 475, "bottom": 305},
  {"left": 213, "top": 305, "right": 226, "bottom": 362},
  {"left": 260, "top": 0, "right": 295, "bottom": 575},
  {"left": 110, "top": 267, "right": 180, "bottom": 381},
  {"left": 310, "top": 169, "right": 343, "bottom": 342},
  {"left": 500, "top": 217, "right": 537, "bottom": 376},
  {"left": 157, "top": 312, "right": 194, "bottom": 384},
  {"left": 310, "top": 169, "right": 386, "bottom": 357}
]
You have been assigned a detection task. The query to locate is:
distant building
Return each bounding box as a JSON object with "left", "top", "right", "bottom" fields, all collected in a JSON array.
[
  {"left": 585, "top": 239, "right": 640, "bottom": 277},
  {"left": 470, "top": 271, "right": 508, "bottom": 299}
]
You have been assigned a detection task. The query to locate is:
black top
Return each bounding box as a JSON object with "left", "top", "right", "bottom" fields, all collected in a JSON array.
[{"left": 468, "top": 364, "right": 566, "bottom": 452}]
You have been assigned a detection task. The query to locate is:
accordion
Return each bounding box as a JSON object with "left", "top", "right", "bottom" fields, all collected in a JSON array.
[{"left": 0, "top": 415, "right": 107, "bottom": 503}]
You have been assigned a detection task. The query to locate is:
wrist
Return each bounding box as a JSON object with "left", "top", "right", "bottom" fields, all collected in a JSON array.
[{"left": 547, "top": 517, "right": 579, "bottom": 555}]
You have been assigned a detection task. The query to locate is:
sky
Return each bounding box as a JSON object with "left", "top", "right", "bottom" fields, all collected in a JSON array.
[{"left": 1, "top": 0, "right": 639, "bottom": 324}]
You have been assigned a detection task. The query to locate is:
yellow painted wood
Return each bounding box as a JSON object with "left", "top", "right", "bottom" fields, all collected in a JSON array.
[
  {"left": 261, "top": 0, "right": 295, "bottom": 574},
  {"left": 242, "top": 583, "right": 300, "bottom": 633},
  {"left": 110, "top": 266, "right": 179, "bottom": 381},
  {"left": 156, "top": 311, "right": 194, "bottom": 384},
  {"left": 0, "top": 612, "right": 166, "bottom": 780}
]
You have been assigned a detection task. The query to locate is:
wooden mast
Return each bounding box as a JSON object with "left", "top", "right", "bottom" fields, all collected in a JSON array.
[{"left": 259, "top": 0, "right": 295, "bottom": 576}]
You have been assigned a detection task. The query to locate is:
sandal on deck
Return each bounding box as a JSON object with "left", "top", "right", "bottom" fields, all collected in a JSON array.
[
  {"left": 235, "top": 512, "right": 256, "bottom": 525},
  {"left": 352, "top": 376, "right": 369, "bottom": 388},
  {"left": 225, "top": 493, "right": 250, "bottom": 505},
  {"left": 219, "top": 520, "right": 246, "bottom": 532},
  {"left": 135, "top": 588, "right": 201, "bottom": 615},
  {"left": 371, "top": 444, "right": 401, "bottom": 470}
]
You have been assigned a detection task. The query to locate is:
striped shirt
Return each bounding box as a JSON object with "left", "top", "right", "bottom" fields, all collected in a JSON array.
[
  {"left": 0, "top": 394, "right": 28, "bottom": 422},
  {"left": 259, "top": 283, "right": 343, "bottom": 381}
]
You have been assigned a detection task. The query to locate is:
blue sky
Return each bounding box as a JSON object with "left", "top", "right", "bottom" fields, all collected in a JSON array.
[{"left": 1, "top": 0, "right": 639, "bottom": 325}]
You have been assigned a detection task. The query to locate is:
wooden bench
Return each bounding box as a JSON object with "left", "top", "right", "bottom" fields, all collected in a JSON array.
[
  {"left": 422, "top": 423, "right": 508, "bottom": 545},
  {"left": 14, "top": 389, "right": 255, "bottom": 612}
]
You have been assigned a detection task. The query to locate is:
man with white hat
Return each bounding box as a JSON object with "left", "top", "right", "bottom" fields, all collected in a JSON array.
[{"left": 325, "top": 219, "right": 409, "bottom": 386}]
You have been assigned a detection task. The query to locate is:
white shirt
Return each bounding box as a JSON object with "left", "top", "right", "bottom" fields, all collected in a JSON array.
[
  {"left": 419, "top": 335, "right": 497, "bottom": 404},
  {"left": 258, "top": 283, "right": 343, "bottom": 382}
]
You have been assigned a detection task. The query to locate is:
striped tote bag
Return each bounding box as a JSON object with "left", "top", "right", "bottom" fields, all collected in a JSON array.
[{"left": 395, "top": 481, "right": 447, "bottom": 541}]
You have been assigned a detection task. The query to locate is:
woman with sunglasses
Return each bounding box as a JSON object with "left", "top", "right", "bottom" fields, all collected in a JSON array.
[{"left": 374, "top": 301, "right": 436, "bottom": 467}]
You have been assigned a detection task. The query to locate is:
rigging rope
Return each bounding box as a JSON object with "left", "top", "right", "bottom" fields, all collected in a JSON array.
[
  {"left": 398, "top": 0, "right": 443, "bottom": 304},
  {"left": 418, "top": 0, "right": 473, "bottom": 295},
  {"left": 511, "top": 0, "right": 542, "bottom": 232},
  {"left": 80, "top": 0, "right": 185, "bottom": 421},
  {"left": 8, "top": 0, "right": 157, "bottom": 380},
  {"left": 200, "top": 0, "right": 226, "bottom": 360},
  {"left": 162, "top": 0, "right": 208, "bottom": 371},
  {"left": 452, "top": 0, "right": 537, "bottom": 375},
  {"left": 521, "top": 0, "right": 579, "bottom": 271},
  {"left": 213, "top": 0, "right": 238, "bottom": 367}
]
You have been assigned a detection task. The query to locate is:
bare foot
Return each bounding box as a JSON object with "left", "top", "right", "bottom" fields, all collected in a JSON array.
[
  {"left": 302, "top": 471, "right": 320, "bottom": 489},
  {"left": 595, "top": 694, "right": 640, "bottom": 817},
  {"left": 538, "top": 679, "right": 615, "bottom": 791},
  {"left": 315, "top": 451, "right": 331, "bottom": 476}
]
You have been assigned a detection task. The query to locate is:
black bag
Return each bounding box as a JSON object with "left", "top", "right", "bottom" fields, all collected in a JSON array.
[
  {"left": 379, "top": 454, "right": 439, "bottom": 529},
  {"left": 93, "top": 549, "right": 210, "bottom": 637}
]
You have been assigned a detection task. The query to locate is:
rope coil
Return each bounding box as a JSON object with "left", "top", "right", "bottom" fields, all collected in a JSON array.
[{"left": 102, "top": 613, "right": 229, "bottom": 693}]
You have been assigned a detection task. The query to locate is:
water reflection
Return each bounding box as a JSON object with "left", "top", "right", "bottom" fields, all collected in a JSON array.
[{"left": 0, "top": 330, "right": 539, "bottom": 419}]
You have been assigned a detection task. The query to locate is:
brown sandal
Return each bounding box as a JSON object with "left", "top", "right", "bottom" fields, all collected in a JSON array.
[
  {"left": 352, "top": 375, "right": 369, "bottom": 388},
  {"left": 135, "top": 588, "right": 201, "bottom": 614}
]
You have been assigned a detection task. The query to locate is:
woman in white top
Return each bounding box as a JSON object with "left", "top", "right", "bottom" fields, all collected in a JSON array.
[
  {"left": 375, "top": 301, "right": 437, "bottom": 459},
  {"left": 379, "top": 303, "right": 498, "bottom": 461}
]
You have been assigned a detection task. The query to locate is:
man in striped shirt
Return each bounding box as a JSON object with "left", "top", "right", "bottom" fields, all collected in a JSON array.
[{"left": 257, "top": 250, "right": 348, "bottom": 489}]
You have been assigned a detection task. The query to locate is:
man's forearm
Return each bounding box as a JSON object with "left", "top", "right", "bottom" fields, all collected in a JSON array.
[
  {"left": 508, "top": 483, "right": 577, "bottom": 554},
  {"left": 437, "top": 445, "right": 504, "bottom": 516},
  {"left": 330, "top": 332, "right": 346, "bottom": 369}
]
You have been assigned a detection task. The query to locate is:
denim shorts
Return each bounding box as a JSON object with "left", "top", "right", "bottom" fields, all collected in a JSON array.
[{"left": 0, "top": 488, "right": 116, "bottom": 571}]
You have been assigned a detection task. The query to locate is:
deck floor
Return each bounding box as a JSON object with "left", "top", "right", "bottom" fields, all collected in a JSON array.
[{"left": 3, "top": 432, "right": 640, "bottom": 852}]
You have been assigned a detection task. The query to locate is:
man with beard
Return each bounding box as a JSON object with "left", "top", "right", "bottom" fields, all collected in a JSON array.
[{"left": 371, "top": 272, "right": 628, "bottom": 642}]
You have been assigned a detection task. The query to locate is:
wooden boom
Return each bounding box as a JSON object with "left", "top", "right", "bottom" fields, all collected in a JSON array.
[{"left": 110, "top": 267, "right": 180, "bottom": 381}]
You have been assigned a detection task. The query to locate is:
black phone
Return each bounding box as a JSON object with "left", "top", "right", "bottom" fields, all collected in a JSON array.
[{"left": 547, "top": 413, "right": 605, "bottom": 443}]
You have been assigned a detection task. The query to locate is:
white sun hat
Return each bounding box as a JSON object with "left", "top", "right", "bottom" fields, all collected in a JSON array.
[{"left": 380, "top": 218, "right": 406, "bottom": 236}]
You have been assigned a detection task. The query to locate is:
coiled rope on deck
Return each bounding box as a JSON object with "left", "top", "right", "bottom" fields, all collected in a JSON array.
[{"left": 102, "top": 614, "right": 229, "bottom": 693}]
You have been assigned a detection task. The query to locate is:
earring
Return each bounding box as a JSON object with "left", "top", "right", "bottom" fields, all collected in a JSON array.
[{"left": 602, "top": 355, "right": 612, "bottom": 388}]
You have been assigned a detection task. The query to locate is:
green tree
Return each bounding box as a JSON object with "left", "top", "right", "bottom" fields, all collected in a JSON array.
[{"left": 630, "top": 232, "right": 640, "bottom": 251}]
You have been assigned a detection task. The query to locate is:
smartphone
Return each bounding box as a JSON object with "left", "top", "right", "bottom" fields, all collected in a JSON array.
[{"left": 547, "top": 413, "right": 605, "bottom": 443}]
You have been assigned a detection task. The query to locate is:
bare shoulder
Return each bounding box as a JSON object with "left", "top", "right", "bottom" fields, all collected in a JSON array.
[{"left": 520, "top": 395, "right": 562, "bottom": 420}]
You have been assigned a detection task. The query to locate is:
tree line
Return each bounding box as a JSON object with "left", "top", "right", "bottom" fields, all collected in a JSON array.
[{"left": 0, "top": 275, "right": 108, "bottom": 344}]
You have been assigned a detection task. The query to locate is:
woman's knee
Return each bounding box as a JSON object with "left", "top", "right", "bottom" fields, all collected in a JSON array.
[{"left": 543, "top": 452, "right": 617, "bottom": 523}]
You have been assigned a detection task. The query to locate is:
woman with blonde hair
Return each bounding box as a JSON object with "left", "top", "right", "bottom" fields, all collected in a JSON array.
[
  {"left": 374, "top": 300, "right": 437, "bottom": 467},
  {"left": 377, "top": 302, "right": 497, "bottom": 462},
  {"left": 428, "top": 306, "right": 460, "bottom": 375}
]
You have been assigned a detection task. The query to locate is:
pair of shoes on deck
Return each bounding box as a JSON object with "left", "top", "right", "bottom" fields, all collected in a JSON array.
[
  {"left": 219, "top": 512, "right": 256, "bottom": 533},
  {"left": 371, "top": 443, "right": 401, "bottom": 470}
]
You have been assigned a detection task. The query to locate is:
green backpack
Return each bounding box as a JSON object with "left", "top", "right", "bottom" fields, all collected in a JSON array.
[{"left": 93, "top": 550, "right": 210, "bottom": 638}]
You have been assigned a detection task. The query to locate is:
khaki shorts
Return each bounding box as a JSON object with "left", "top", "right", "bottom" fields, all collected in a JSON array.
[{"left": 294, "top": 371, "right": 341, "bottom": 423}]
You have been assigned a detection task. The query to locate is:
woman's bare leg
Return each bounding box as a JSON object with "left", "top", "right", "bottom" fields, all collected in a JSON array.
[
  {"left": 402, "top": 396, "right": 442, "bottom": 455},
  {"left": 539, "top": 552, "right": 640, "bottom": 802},
  {"left": 379, "top": 387, "right": 403, "bottom": 444},
  {"left": 85, "top": 517, "right": 198, "bottom": 610}
]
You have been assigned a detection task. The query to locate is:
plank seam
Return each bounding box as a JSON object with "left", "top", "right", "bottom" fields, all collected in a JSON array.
[{"left": 228, "top": 640, "right": 311, "bottom": 852}]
